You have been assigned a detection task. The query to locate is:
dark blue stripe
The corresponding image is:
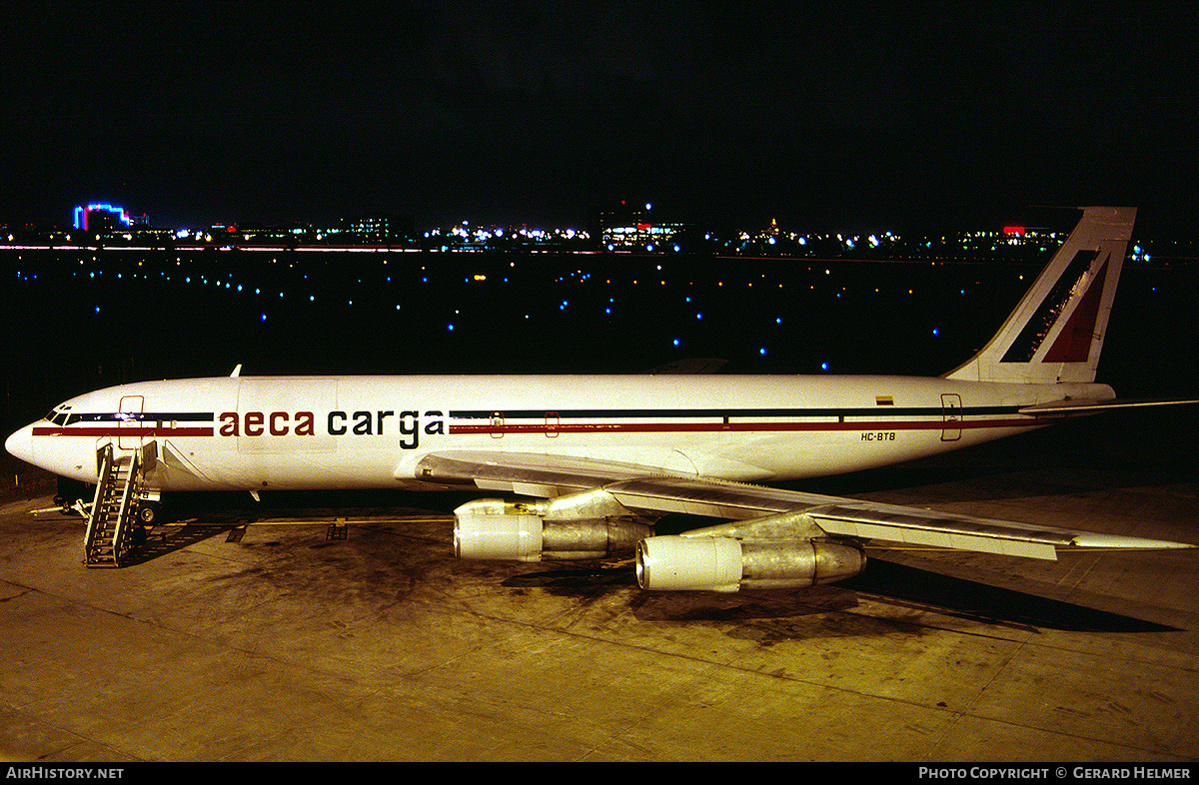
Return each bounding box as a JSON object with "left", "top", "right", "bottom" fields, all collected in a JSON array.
[
  {"left": 65, "top": 411, "right": 214, "bottom": 424},
  {"left": 449, "top": 406, "right": 1021, "bottom": 420}
]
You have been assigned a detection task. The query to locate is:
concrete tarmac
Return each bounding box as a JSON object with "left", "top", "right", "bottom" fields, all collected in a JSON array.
[{"left": 1, "top": 410, "right": 1197, "bottom": 762}]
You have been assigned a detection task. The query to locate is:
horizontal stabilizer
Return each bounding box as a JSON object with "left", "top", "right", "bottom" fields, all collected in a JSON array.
[{"left": 1019, "top": 397, "right": 1199, "bottom": 416}]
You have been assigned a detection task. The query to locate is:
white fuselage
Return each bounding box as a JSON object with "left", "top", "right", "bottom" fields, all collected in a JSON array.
[{"left": 8, "top": 374, "right": 1112, "bottom": 492}]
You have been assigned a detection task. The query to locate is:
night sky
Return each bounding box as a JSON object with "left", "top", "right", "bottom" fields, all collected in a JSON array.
[{"left": 4, "top": 2, "right": 1197, "bottom": 236}]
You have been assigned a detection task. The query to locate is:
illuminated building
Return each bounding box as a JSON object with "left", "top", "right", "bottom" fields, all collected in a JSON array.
[
  {"left": 592, "top": 200, "right": 688, "bottom": 251},
  {"left": 341, "top": 214, "right": 414, "bottom": 242},
  {"left": 73, "top": 203, "right": 133, "bottom": 233},
  {"left": 344, "top": 215, "right": 392, "bottom": 241}
]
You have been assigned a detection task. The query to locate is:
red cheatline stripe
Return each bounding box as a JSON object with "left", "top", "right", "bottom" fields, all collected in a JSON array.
[
  {"left": 32, "top": 419, "right": 1045, "bottom": 439},
  {"left": 449, "top": 418, "right": 1043, "bottom": 435}
]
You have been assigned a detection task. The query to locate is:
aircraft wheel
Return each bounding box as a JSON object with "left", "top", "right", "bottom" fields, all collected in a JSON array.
[{"left": 137, "top": 503, "right": 162, "bottom": 526}]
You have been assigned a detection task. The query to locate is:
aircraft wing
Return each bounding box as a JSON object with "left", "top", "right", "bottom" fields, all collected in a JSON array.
[{"left": 417, "top": 451, "right": 1195, "bottom": 561}]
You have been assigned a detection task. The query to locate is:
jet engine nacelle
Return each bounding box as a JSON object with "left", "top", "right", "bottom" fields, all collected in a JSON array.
[
  {"left": 454, "top": 498, "right": 652, "bottom": 561},
  {"left": 636, "top": 536, "right": 865, "bottom": 592}
]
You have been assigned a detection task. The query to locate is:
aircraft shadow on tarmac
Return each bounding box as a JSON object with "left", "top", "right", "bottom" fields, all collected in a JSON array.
[
  {"left": 121, "top": 524, "right": 241, "bottom": 565},
  {"left": 503, "top": 557, "right": 1179, "bottom": 636},
  {"left": 119, "top": 485, "right": 1181, "bottom": 636},
  {"left": 838, "top": 558, "right": 1180, "bottom": 634},
  {"left": 106, "top": 515, "right": 1179, "bottom": 637}
]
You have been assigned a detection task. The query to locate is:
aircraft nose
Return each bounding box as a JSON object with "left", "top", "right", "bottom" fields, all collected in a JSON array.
[{"left": 5, "top": 424, "right": 35, "bottom": 465}]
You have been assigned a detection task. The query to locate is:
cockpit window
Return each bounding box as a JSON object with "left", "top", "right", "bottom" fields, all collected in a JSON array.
[
  {"left": 42, "top": 408, "right": 128, "bottom": 426},
  {"left": 44, "top": 408, "right": 82, "bottom": 426}
]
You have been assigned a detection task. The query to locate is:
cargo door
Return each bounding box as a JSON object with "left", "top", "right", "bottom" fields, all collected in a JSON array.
[
  {"left": 941, "top": 393, "right": 962, "bottom": 442},
  {"left": 117, "top": 395, "right": 145, "bottom": 451}
]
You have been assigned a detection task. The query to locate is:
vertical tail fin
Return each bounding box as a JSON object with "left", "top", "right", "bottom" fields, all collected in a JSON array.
[{"left": 944, "top": 206, "right": 1136, "bottom": 384}]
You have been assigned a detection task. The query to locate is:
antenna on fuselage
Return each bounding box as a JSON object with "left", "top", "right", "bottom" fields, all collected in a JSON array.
[{"left": 231, "top": 364, "right": 242, "bottom": 378}]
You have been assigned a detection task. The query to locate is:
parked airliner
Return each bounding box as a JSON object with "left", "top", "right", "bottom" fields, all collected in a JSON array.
[{"left": 6, "top": 206, "right": 1195, "bottom": 590}]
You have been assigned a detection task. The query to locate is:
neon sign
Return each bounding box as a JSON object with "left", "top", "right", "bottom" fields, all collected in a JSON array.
[{"left": 74, "top": 203, "right": 133, "bottom": 231}]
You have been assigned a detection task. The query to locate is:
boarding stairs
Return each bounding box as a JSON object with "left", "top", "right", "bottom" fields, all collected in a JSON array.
[{"left": 83, "top": 444, "right": 143, "bottom": 567}]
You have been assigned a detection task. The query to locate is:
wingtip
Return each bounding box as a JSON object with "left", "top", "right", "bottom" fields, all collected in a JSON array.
[{"left": 1068, "top": 533, "right": 1196, "bottom": 551}]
